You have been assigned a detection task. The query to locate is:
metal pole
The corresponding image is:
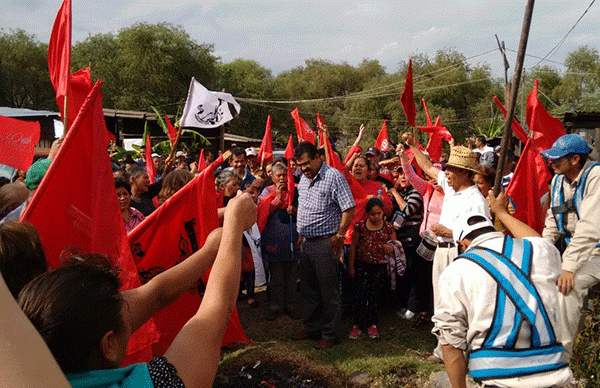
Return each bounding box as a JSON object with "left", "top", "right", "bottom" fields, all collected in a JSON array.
[{"left": 493, "top": 0, "right": 535, "bottom": 196}]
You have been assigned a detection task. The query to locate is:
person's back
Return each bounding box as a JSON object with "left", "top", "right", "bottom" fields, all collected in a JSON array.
[{"left": 432, "top": 208, "right": 572, "bottom": 388}]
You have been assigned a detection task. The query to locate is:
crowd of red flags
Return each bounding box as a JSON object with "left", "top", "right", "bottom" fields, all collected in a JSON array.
[{"left": 10, "top": 0, "right": 578, "bottom": 370}]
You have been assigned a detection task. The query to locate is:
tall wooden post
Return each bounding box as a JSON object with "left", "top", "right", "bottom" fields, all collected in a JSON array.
[{"left": 493, "top": 0, "right": 535, "bottom": 196}]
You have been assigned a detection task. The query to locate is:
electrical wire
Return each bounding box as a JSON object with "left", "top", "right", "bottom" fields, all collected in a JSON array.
[{"left": 534, "top": 0, "right": 596, "bottom": 66}]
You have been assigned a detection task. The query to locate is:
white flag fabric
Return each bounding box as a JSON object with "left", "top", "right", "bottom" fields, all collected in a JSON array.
[{"left": 179, "top": 78, "right": 241, "bottom": 128}]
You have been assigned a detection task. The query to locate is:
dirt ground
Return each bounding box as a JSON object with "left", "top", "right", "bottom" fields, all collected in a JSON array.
[{"left": 214, "top": 286, "right": 438, "bottom": 387}]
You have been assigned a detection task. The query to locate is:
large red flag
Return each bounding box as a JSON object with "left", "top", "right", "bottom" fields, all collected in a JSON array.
[
  {"left": 284, "top": 134, "right": 295, "bottom": 207},
  {"left": 400, "top": 59, "right": 416, "bottom": 127},
  {"left": 526, "top": 79, "right": 566, "bottom": 152},
  {"left": 20, "top": 80, "right": 157, "bottom": 364},
  {"left": 374, "top": 120, "right": 390, "bottom": 152},
  {"left": 316, "top": 112, "right": 326, "bottom": 148},
  {"left": 0, "top": 116, "right": 40, "bottom": 172},
  {"left": 165, "top": 115, "right": 178, "bottom": 145},
  {"left": 48, "top": 0, "right": 71, "bottom": 102},
  {"left": 198, "top": 149, "right": 207, "bottom": 172},
  {"left": 145, "top": 135, "right": 156, "bottom": 184},
  {"left": 257, "top": 115, "right": 274, "bottom": 165},
  {"left": 505, "top": 138, "right": 551, "bottom": 234},
  {"left": 291, "top": 108, "right": 316, "bottom": 144},
  {"left": 128, "top": 156, "right": 249, "bottom": 354},
  {"left": 493, "top": 96, "right": 529, "bottom": 145}
]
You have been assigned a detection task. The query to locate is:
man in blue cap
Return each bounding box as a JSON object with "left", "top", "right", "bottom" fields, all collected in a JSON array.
[{"left": 541, "top": 133, "right": 600, "bottom": 361}]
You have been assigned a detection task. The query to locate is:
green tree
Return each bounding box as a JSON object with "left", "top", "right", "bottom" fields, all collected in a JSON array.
[
  {"left": 216, "top": 59, "right": 274, "bottom": 139},
  {"left": 72, "top": 23, "right": 219, "bottom": 112},
  {"left": 0, "top": 29, "right": 55, "bottom": 110}
]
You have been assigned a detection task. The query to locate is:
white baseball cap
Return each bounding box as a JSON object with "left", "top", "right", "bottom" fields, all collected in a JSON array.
[{"left": 452, "top": 212, "right": 494, "bottom": 242}]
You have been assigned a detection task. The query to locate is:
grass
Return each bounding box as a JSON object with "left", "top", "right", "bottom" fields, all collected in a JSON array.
[{"left": 215, "top": 287, "right": 443, "bottom": 387}]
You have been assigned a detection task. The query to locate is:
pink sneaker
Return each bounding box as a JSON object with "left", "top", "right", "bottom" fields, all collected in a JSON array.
[
  {"left": 348, "top": 325, "right": 362, "bottom": 339},
  {"left": 367, "top": 325, "right": 379, "bottom": 339}
]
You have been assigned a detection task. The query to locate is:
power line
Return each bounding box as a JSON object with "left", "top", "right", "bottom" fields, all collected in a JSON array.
[{"left": 534, "top": 0, "right": 596, "bottom": 66}]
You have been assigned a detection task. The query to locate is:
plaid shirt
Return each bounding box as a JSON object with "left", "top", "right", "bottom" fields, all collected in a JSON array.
[{"left": 296, "top": 162, "right": 355, "bottom": 238}]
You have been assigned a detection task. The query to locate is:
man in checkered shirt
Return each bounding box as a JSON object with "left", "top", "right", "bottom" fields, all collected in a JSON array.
[{"left": 292, "top": 141, "right": 355, "bottom": 349}]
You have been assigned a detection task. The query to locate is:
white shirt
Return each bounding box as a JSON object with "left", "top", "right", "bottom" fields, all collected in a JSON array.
[
  {"left": 432, "top": 232, "right": 572, "bottom": 388},
  {"left": 436, "top": 170, "right": 490, "bottom": 242},
  {"left": 473, "top": 145, "right": 495, "bottom": 154}
]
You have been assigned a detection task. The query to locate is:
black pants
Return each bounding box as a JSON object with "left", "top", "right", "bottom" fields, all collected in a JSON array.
[{"left": 353, "top": 262, "right": 388, "bottom": 329}]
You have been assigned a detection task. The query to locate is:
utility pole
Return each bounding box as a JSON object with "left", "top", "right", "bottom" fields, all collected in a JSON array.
[
  {"left": 494, "top": 0, "right": 535, "bottom": 195},
  {"left": 495, "top": 34, "right": 511, "bottom": 104}
]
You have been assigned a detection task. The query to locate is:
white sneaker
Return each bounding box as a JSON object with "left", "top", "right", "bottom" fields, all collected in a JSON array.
[
  {"left": 403, "top": 310, "right": 416, "bottom": 320},
  {"left": 396, "top": 308, "right": 408, "bottom": 318}
]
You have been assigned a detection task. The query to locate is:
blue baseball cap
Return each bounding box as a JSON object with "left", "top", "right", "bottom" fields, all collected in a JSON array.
[{"left": 540, "top": 134, "right": 591, "bottom": 160}]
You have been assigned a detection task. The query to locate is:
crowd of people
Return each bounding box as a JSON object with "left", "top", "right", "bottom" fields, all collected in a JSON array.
[{"left": 0, "top": 125, "right": 599, "bottom": 388}]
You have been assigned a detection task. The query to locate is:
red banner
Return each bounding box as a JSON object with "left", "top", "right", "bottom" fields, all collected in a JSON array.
[
  {"left": 0, "top": 116, "right": 40, "bottom": 172},
  {"left": 128, "top": 156, "right": 248, "bottom": 354}
]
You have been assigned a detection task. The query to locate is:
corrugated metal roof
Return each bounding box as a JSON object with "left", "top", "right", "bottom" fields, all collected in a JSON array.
[{"left": 0, "top": 107, "right": 60, "bottom": 118}]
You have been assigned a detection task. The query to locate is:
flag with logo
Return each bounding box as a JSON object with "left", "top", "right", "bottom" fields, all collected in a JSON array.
[
  {"left": 374, "top": 120, "right": 390, "bottom": 152},
  {"left": 128, "top": 155, "right": 249, "bottom": 354},
  {"left": 291, "top": 108, "right": 316, "bottom": 144},
  {"left": 180, "top": 78, "right": 241, "bottom": 129}
]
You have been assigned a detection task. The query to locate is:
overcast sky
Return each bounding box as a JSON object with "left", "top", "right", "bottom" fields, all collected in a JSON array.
[{"left": 2, "top": 0, "right": 599, "bottom": 78}]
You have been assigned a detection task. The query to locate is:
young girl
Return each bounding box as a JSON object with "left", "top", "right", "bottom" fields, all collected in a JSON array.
[{"left": 348, "top": 197, "right": 397, "bottom": 339}]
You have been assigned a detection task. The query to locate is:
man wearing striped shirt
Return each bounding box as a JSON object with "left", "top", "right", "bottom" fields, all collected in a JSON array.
[{"left": 293, "top": 141, "right": 355, "bottom": 349}]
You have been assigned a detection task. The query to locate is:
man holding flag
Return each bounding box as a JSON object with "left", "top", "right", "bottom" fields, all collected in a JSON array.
[{"left": 541, "top": 134, "right": 600, "bottom": 361}]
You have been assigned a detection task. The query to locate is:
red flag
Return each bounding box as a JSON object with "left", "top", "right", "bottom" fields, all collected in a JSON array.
[
  {"left": 128, "top": 156, "right": 248, "bottom": 354},
  {"left": 48, "top": 0, "right": 71, "bottom": 102},
  {"left": 257, "top": 115, "right": 274, "bottom": 165},
  {"left": 400, "top": 59, "right": 416, "bottom": 127},
  {"left": 505, "top": 138, "right": 551, "bottom": 234},
  {"left": 493, "top": 96, "right": 528, "bottom": 145},
  {"left": 316, "top": 112, "right": 326, "bottom": 148},
  {"left": 0, "top": 116, "right": 41, "bottom": 171},
  {"left": 284, "top": 134, "right": 295, "bottom": 207},
  {"left": 418, "top": 114, "right": 453, "bottom": 163},
  {"left": 526, "top": 79, "right": 566, "bottom": 152},
  {"left": 145, "top": 135, "right": 156, "bottom": 184},
  {"left": 291, "top": 108, "right": 316, "bottom": 144},
  {"left": 165, "top": 115, "right": 178, "bottom": 145},
  {"left": 198, "top": 149, "right": 207, "bottom": 172},
  {"left": 374, "top": 120, "right": 390, "bottom": 152},
  {"left": 422, "top": 98, "right": 433, "bottom": 126},
  {"left": 20, "top": 80, "right": 157, "bottom": 363},
  {"left": 55, "top": 67, "right": 93, "bottom": 131}
]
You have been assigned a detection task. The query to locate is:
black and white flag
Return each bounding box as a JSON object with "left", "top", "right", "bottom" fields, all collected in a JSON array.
[{"left": 180, "top": 77, "right": 241, "bottom": 128}]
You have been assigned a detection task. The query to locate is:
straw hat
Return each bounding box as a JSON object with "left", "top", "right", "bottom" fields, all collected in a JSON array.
[{"left": 445, "top": 146, "right": 478, "bottom": 173}]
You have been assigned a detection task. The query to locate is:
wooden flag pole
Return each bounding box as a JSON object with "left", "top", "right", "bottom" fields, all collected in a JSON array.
[{"left": 493, "top": 0, "right": 535, "bottom": 196}]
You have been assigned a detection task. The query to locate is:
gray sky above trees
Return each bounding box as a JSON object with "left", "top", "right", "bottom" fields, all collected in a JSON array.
[{"left": 2, "top": 0, "right": 599, "bottom": 76}]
